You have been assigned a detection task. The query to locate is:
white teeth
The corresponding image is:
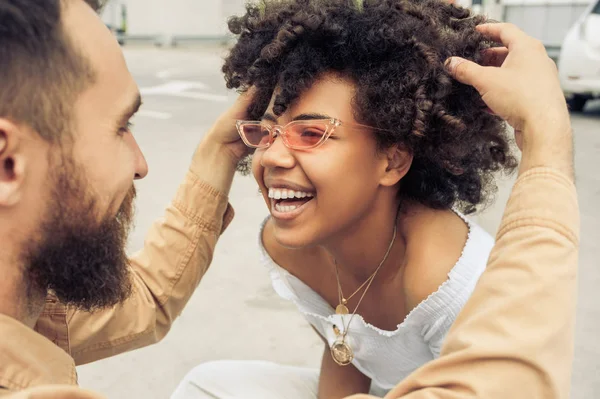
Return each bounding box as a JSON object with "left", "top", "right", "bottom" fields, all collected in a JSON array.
[
  {"left": 267, "top": 188, "right": 315, "bottom": 199},
  {"left": 275, "top": 203, "right": 298, "bottom": 213}
]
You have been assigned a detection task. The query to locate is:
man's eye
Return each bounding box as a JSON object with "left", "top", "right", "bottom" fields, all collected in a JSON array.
[{"left": 119, "top": 121, "right": 134, "bottom": 135}]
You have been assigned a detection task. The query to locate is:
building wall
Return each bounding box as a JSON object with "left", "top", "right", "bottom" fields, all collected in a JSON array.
[
  {"left": 502, "top": 0, "right": 592, "bottom": 46},
  {"left": 100, "top": 0, "right": 593, "bottom": 46},
  {"left": 100, "top": 0, "right": 248, "bottom": 40}
]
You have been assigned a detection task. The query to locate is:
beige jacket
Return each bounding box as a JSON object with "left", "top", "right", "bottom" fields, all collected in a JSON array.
[
  {"left": 0, "top": 167, "right": 579, "bottom": 399},
  {"left": 0, "top": 169, "right": 234, "bottom": 395}
]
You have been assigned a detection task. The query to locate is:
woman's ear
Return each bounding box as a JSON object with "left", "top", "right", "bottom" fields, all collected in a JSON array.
[
  {"left": 379, "top": 145, "right": 413, "bottom": 187},
  {"left": 0, "top": 119, "right": 27, "bottom": 207}
]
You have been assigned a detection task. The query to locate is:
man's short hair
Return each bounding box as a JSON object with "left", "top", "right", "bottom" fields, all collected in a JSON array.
[{"left": 0, "top": 0, "right": 103, "bottom": 142}]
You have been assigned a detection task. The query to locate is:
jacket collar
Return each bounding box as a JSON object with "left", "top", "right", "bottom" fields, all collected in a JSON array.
[{"left": 0, "top": 313, "right": 76, "bottom": 391}]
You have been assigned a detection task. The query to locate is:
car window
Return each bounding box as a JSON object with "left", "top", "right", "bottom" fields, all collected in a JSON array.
[{"left": 592, "top": 0, "right": 600, "bottom": 14}]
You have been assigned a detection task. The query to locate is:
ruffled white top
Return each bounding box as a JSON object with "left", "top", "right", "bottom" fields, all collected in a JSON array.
[{"left": 259, "top": 212, "right": 494, "bottom": 391}]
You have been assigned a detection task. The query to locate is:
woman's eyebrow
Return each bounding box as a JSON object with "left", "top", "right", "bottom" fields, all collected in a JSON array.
[{"left": 292, "top": 113, "right": 333, "bottom": 121}]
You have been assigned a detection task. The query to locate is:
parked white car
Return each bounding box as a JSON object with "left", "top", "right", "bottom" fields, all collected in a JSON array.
[{"left": 558, "top": 0, "right": 600, "bottom": 111}]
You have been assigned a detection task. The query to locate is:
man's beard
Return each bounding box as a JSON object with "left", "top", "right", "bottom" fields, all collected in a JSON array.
[{"left": 23, "top": 155, "right": 136, "bottom": 312}]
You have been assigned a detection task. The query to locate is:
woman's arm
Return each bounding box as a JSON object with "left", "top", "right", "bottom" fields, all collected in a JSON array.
[{"left": 318, "top": 344, "right": 372, "bottom": 399}]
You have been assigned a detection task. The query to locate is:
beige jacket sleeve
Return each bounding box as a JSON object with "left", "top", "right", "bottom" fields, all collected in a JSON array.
[
  {"left": 35, "top": 170, "right": 234, "bottom": 365},
  {"left": 0, "top": 386, "right": 106, "bottom": 399},
  {"left": 379, "top": 167, "right": 579, "bottom": 399}
]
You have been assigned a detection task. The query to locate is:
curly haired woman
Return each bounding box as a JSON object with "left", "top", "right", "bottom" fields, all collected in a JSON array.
[{"left": 174, "top": 0, "right": 517, "bottom": 397}]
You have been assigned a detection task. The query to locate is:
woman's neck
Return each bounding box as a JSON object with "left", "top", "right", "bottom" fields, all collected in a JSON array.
[{"left": 322, "top": 197, "right": 409, "bottom": 285}]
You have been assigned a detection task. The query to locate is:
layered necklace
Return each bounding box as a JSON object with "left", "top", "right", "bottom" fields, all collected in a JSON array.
[{"left": 330, "top": 223, "right": 398, "bottom": 366}]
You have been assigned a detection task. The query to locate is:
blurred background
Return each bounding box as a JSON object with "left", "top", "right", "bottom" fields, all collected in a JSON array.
[
  {"left": 99, "top": 0, "right": 590, "bottom": 52},
  {"left": 101, "top": 0, "right": 600, "bottom": 110},
  {"left": 75, "top": 1, "right": 599, "bottom": 398}
]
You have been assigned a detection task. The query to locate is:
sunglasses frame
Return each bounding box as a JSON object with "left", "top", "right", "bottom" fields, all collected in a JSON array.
[{"left": 236, "top": 118, "right": 343, "bottom": 150}]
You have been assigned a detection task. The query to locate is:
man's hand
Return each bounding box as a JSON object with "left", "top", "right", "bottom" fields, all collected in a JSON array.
[
  {"left": 445, "top": 23, "right": 573, "bottom": 179},
  {"left": 203, "top": 88, "right": 257, "bottom": 165},
  {"left": 445, "top": 23, "right": 569, "bottom": 142},
  {"left": 190, "top": 88, "right": 257, "bottom": 194}
]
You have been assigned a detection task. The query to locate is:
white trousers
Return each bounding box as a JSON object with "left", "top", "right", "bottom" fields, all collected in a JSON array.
[
  {"left": 171, "top": 360, "right": 319, "bottom": 399},
  {"left": 171, "top": 360, "right": 389, "bottom": 399}
]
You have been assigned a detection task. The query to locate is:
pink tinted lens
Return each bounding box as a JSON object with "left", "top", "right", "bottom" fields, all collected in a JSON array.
[
  {"left": 287, "top": 122, "right": 328, "bottom": 148},
  {"left": 241, "top": 124, "right": 271, "bottom": 147}
]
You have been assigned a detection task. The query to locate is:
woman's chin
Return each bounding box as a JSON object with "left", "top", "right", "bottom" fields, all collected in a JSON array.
[{"left": 272, "top": 226, "right": 316, "bottom": 250}]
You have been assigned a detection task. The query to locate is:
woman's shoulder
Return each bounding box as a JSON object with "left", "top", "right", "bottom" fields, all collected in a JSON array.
[{"left": 402, "top": 208, "right": 492, "bottom": 312}]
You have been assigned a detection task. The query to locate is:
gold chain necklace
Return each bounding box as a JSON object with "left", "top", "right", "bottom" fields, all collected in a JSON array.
[
  {"left": 330, "top": 223, "right": 397, "bottom": 366},
  {"left": 334, "top": 259, "right": 376, "bottom": 315}
]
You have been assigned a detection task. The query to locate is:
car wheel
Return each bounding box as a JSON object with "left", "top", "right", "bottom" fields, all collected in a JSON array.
[{"left": 568, "top": 95, "right": 588, "bottom": 112}]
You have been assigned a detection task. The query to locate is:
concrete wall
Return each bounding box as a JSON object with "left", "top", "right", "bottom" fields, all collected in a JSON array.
[
  {"left": 100, "top": 0, "right": 593, "bottom": 47},
  {"left": 444, "top": 0, "right": 593, "bottom": 48},
  {"left": 100, "top": 0, "right": 248, "bottom": 42},
  {"left": 502, "top": 0, "right": 592, "bottom": 46}
]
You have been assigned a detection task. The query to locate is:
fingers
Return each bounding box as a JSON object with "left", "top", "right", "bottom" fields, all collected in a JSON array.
[
  {"left": 228, "top": 86, "right": 259, "bottom": 121},
  {"left": 476, "top": 23, "right": 530, "bottom": 50},
  {"left": 444, "top": 56, "right": 489, "bottom": 91},
  {"left": 481, "top": 47, "right": 509, "bottom": 67},
  {"left": 235, "top": 86, "right": 258, "bottom": 109},
  {"left": 239, "top": 85, "right": 258, "bottom": 102}
]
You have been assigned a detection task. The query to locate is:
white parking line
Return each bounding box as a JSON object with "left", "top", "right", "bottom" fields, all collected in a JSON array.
[
  {"left": 156, "top": 68, "right": 180, "bottom": 79},
  {"left": 140, "top": 80, "right": 227, "bottom": 102},
  {"left": 137, "top": 110, "right": 172, "bottom": 120},
  {"left": 141, "top": 80, "right": 208, "bottom": 95},
  {"left": 166, "top": 92, "right": 228, "bottom": 102}
]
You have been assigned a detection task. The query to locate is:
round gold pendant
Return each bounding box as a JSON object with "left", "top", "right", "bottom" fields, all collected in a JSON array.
[
  {"left": 330, "top": 339, "right": 354, "bottom": 366},
  {"left": 335, "top": 304, "right": 349, "bottom": 315}
]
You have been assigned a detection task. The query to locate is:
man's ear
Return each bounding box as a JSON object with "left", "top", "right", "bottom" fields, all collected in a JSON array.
[
  {"left": 379, "top": 145, "right": 413, "bottom": 187},
  {"left": 0, "top": 119, "right": 27, "bottom": 207}
]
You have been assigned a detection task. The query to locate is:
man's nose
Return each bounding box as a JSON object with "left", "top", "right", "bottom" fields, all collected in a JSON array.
[{"left": 130, "top": 136, "right": 148, "bottom": 180}]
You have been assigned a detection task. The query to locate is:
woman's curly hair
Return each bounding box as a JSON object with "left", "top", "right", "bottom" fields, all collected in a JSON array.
[{"left": 223, "top": 0, "right": 517, "bottom": 214}]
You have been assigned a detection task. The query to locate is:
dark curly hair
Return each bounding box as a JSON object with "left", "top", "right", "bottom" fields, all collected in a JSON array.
[{"left": 223, "top": 0, "right": 517, "bottom": 214}]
